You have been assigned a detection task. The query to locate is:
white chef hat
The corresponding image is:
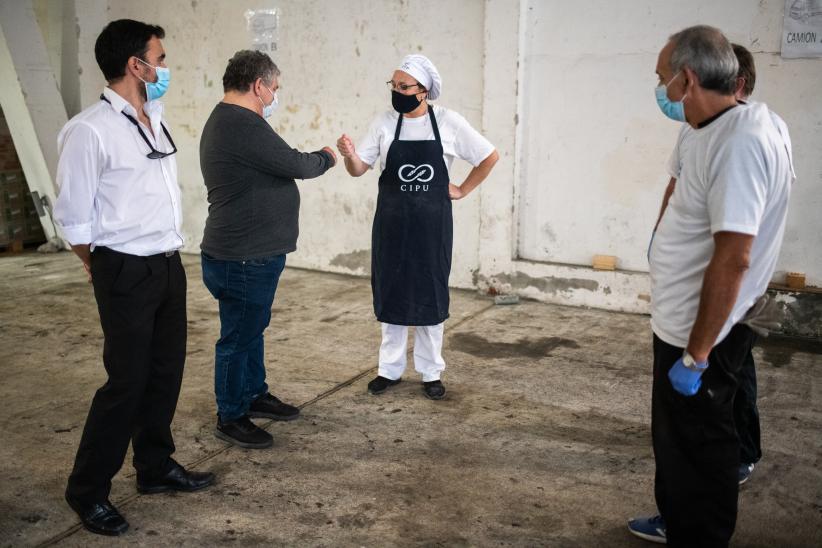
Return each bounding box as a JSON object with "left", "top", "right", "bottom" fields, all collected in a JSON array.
[{"left": 397, "top": 54, "right": 442, "bottom": 100}]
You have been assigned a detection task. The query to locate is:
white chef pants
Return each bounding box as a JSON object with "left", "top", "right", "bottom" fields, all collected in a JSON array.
[{"left": 378, "top": 322, "right": 445, "bottom": 382}]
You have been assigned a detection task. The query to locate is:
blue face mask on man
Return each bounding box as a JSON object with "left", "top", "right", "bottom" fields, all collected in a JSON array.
[
  {"left": 258, "top": 85, "right": 278, "bottom": 119},
  {"left": 655, "top": 71, "right": 687, "bottom": 122},
  {"left": 137, "top": 57, "right": 170, "bottom": 101}
]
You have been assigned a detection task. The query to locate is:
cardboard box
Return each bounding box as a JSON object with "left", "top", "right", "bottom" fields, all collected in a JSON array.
[
  {"left": 0, "top": 172, "right": 25, "bottom": 186},
  {"left": 24, "top": 217, "right": 45, "bottom": 240},
  {"left": 0, "top": 191, "right": 22, "bottom": 206},
  {"left": 2, "top": 206, "right": 25, "bottom": 222},
  {"left": 5, "top": 221, "right": 24, "bottom": 241}
]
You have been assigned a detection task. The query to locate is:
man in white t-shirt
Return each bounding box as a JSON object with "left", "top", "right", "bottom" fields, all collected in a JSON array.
[
  {"left": 336, "top": 54, "right": 498, "bottom": 401},
  {"left": 628, "top": 26, "right": 793, "bottom": 548},
  {"left": 653, "top": 44, "right": 794, "bottom": 492}
]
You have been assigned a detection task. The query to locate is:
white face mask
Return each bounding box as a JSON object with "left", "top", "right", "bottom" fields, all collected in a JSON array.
[{"left": 258, "top": 85, "right": 278, "bottom": 118}]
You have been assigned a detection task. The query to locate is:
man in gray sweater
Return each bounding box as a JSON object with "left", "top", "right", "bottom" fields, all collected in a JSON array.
[{"left": 200, "top": 50, "right": 336, "bottom": 449}]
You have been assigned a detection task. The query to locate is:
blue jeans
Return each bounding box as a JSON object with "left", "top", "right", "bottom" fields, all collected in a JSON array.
[{"left": 201, "top": 252, "right": 286, "bottom": 421}]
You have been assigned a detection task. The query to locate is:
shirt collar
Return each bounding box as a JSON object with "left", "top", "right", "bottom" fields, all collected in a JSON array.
[
  {"left": 102, "top": 87, "right": 165, "bottom": 135},
  {"left": 102, "top": 87, "right": 132, "bottom": 115},
  {"left": 696, "top": 104, "right": 738, "bottom": 129}
]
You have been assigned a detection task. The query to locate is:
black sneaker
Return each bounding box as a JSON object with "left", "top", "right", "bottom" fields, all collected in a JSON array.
[
  {"left": 215, "top": 415, "right": 273, "bottom": 449},
  {"left": 423, "top": 380, "right": 446, "bottom": 400},
  {"left": 249, "top": 393, "right": 301, "bottom": 421},
  {"left": 368, "top": 375, "right": 401, "bottom": 395}
]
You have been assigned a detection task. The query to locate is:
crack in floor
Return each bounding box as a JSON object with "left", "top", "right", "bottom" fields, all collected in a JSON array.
[{"left": 36, "top": 302, "right": 495, "bottom": 546}]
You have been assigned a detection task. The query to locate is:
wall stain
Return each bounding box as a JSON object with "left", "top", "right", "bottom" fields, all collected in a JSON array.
[
  {"left": 541, "top": 222, "right": 557, "bottom": 243},
  {"left": 330, "top": 249, "right": 370, "bottom": 272},
  {"left": 485, "top": 271, "right": 599, "bottom": 295},
  {"left": 451, "top": 333, "right": 580, "bottom": 359}
]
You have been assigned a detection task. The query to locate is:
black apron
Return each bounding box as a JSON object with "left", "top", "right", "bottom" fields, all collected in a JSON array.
[{"left": 372, "top": 106, "right": 453, "bottom": 326}]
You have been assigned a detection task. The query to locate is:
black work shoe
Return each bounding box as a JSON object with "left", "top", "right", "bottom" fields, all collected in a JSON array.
[
  {"left": 368, "top": 375, "right": 401, "bottom": 395},
  {"left": 136, "top": 461, "right": 215, "bottom": 494},
  {"left": 65, "top": 493, "right": 129, "bottom": 536},
  {"left": 215, "top": 415, "right": 273, "bottom": 449},
  {"left": 249, "top": 393, "right": 301, "bottom": 421},
  {"left": 423, "top": 380, "right": 446, "bottom": 400}
]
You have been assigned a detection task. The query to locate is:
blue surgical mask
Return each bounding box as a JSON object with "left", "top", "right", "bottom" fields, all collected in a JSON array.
[
  {"left": 258, "top": 86, "right": 278, "bottom": 119},
  {"left": 655, "top": 71, "right": 686, "bottom": 122},
  {"left": 137, "top": 58, "right": 170, "bottom": 101}
]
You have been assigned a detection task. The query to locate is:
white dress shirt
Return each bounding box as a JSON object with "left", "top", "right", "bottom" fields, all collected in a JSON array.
[{"left": 54, "top": 87, "right": 184, "bottom": 256}]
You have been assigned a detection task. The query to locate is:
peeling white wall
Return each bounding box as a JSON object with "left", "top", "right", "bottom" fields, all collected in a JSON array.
[
  {"left": 517, "top": 0, "right": 822, "bottom": 288},
  {"left": 72, "top": 0, "right": 485, "bottom": 288},
  {"left": 51, "top": 0, "right": 822, "bottom": 312}
]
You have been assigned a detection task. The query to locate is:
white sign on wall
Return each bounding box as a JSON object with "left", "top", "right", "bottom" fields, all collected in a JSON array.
[
  {"left": 245, "top": 9, "right": 279, "bottom": 53},
  {"left": 782, "top": 0, "right": 822, "bottom": 58}
]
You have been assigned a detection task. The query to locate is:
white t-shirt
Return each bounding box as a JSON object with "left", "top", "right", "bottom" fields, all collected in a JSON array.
[
  {"left": 667, "top": 101, "right": 794, "bottom": 180},
  {"left": 650, "top": 102, "right": 794, "bottom": 348},
  {"left": 357, "top": 104, "right": 495, "bottom": 173}
]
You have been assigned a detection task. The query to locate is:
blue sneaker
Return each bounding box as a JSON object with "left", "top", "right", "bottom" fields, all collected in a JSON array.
[
  {"left": 628, "top": 514, "right": 667, "bottom": 544},
  {"left": 739, "top": 463, "right": 755, "bottom": 485}
]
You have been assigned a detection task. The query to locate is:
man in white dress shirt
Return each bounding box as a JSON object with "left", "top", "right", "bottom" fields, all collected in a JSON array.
[{"left": 54, "top": 19, "right": 213, "bottom": 536}]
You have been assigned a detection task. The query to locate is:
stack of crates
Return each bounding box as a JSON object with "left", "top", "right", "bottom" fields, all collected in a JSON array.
[{"left": 0, "top": 110, "right": 46, "bottom": 249}]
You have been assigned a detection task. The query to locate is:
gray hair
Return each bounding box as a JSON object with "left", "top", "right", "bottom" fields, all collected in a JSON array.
[
  {"left": 669, "top": 25, "right": 738, "bottom": 95},
  {"left": 222, "top": 50, "right": 281, "bottom": 93}
]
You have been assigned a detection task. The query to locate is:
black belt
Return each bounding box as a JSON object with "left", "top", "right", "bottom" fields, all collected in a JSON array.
[{"left": 94, "top": 246, "right": 178, "bottom": 259}]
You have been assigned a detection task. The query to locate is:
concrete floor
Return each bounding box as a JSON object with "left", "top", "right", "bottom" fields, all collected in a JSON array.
[{"left": 0, "top": 252, "right": 820, "bottom": 547}]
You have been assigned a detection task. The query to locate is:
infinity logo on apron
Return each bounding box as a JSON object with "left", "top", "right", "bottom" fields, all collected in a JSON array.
[{"left": 398, "top": 163, "right": 434, "bottom": 183}]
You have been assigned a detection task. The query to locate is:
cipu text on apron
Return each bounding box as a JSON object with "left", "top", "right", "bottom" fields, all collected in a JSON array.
[{"left": 371, "top": 106, "right": 453, "bottom": 326}]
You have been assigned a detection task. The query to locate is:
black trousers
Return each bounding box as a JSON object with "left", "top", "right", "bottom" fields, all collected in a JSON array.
[
  {"left": 652, "top": 324, "right": 756, "bottom": 548},
  {"left": 66, "top": 247, "right": 187, "bottom": 504},
  {"left": 736, "top": 345, "right": 762, "bottom": 465}
]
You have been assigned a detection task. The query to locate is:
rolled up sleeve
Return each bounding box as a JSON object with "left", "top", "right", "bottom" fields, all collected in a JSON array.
[{"left": 54, "top": 122, "right": 103, "bottom": 245}]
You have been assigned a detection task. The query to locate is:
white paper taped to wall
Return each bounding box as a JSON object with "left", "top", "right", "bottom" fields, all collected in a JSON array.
[
  {"left": 245, "top": 8, "right": 279, "bottom": 53},
  {"left": 782, "top": 0, "right": 822, "bottom": 58}
]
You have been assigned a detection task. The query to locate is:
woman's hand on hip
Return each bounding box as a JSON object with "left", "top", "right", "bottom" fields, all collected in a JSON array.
[{"left": 448, "top": 183, "right": 465, "bottom": 200}]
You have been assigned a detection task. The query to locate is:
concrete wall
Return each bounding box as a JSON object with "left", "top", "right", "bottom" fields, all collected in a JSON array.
[
  {"left": 516, "top": 0, "right": 822, "bottom": 299},
  {"left": 70, "top": 0, "right": 486, "bottom": 288},
  {"left": 46, "top": 0, "right": 821, "bottom": 313}
]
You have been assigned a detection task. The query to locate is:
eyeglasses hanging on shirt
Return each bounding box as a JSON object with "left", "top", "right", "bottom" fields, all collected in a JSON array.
[{"left": 100, "top": 94, "right": 177, "bottom": 160}]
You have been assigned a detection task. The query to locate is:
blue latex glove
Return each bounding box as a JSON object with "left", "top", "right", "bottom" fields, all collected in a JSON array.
[{"left": 668, "top": 357, "right": 708, "bottom": 396}]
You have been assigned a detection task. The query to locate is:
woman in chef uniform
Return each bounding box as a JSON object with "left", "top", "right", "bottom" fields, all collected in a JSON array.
[{"left": 336, "top": 54, "right": 499, "bottom": 400}]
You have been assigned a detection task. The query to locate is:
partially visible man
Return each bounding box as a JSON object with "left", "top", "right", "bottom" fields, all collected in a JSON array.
[
  {"left": 55, "top": 19, "right": 214, "bottom": 537},
  {"left": 200, "top": 50, "right": 337, "bottom": 449},
  {"left": 629, "top": 26, "right": 793, "bottom": 547},
  {"left": 653, "top": 43, "right": 794, "bottom": 490}
]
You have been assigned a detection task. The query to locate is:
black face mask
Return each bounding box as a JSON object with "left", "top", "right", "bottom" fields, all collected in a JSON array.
[{"left": 392, "top": 90, "right": 422, "bottom": 114}]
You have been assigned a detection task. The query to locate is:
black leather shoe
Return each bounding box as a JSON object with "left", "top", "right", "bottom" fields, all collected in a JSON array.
[
  {"left": 423, "top": 380, "right": 446, "bottom": 400},
  {"left": 65, "top": 493, "right": 129, "bottom": 536},
  {"left": 215, "top": 415, "right": 273, "bottom": 449},
  {"left": 249, "top": 393, "right": 300, "bottom": 421},
  {"left": 136, "top": 461, "right": 215, "bottom": 494},
  {"left": 368, "top": 375, "right": 401, "bottom": 395}
]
